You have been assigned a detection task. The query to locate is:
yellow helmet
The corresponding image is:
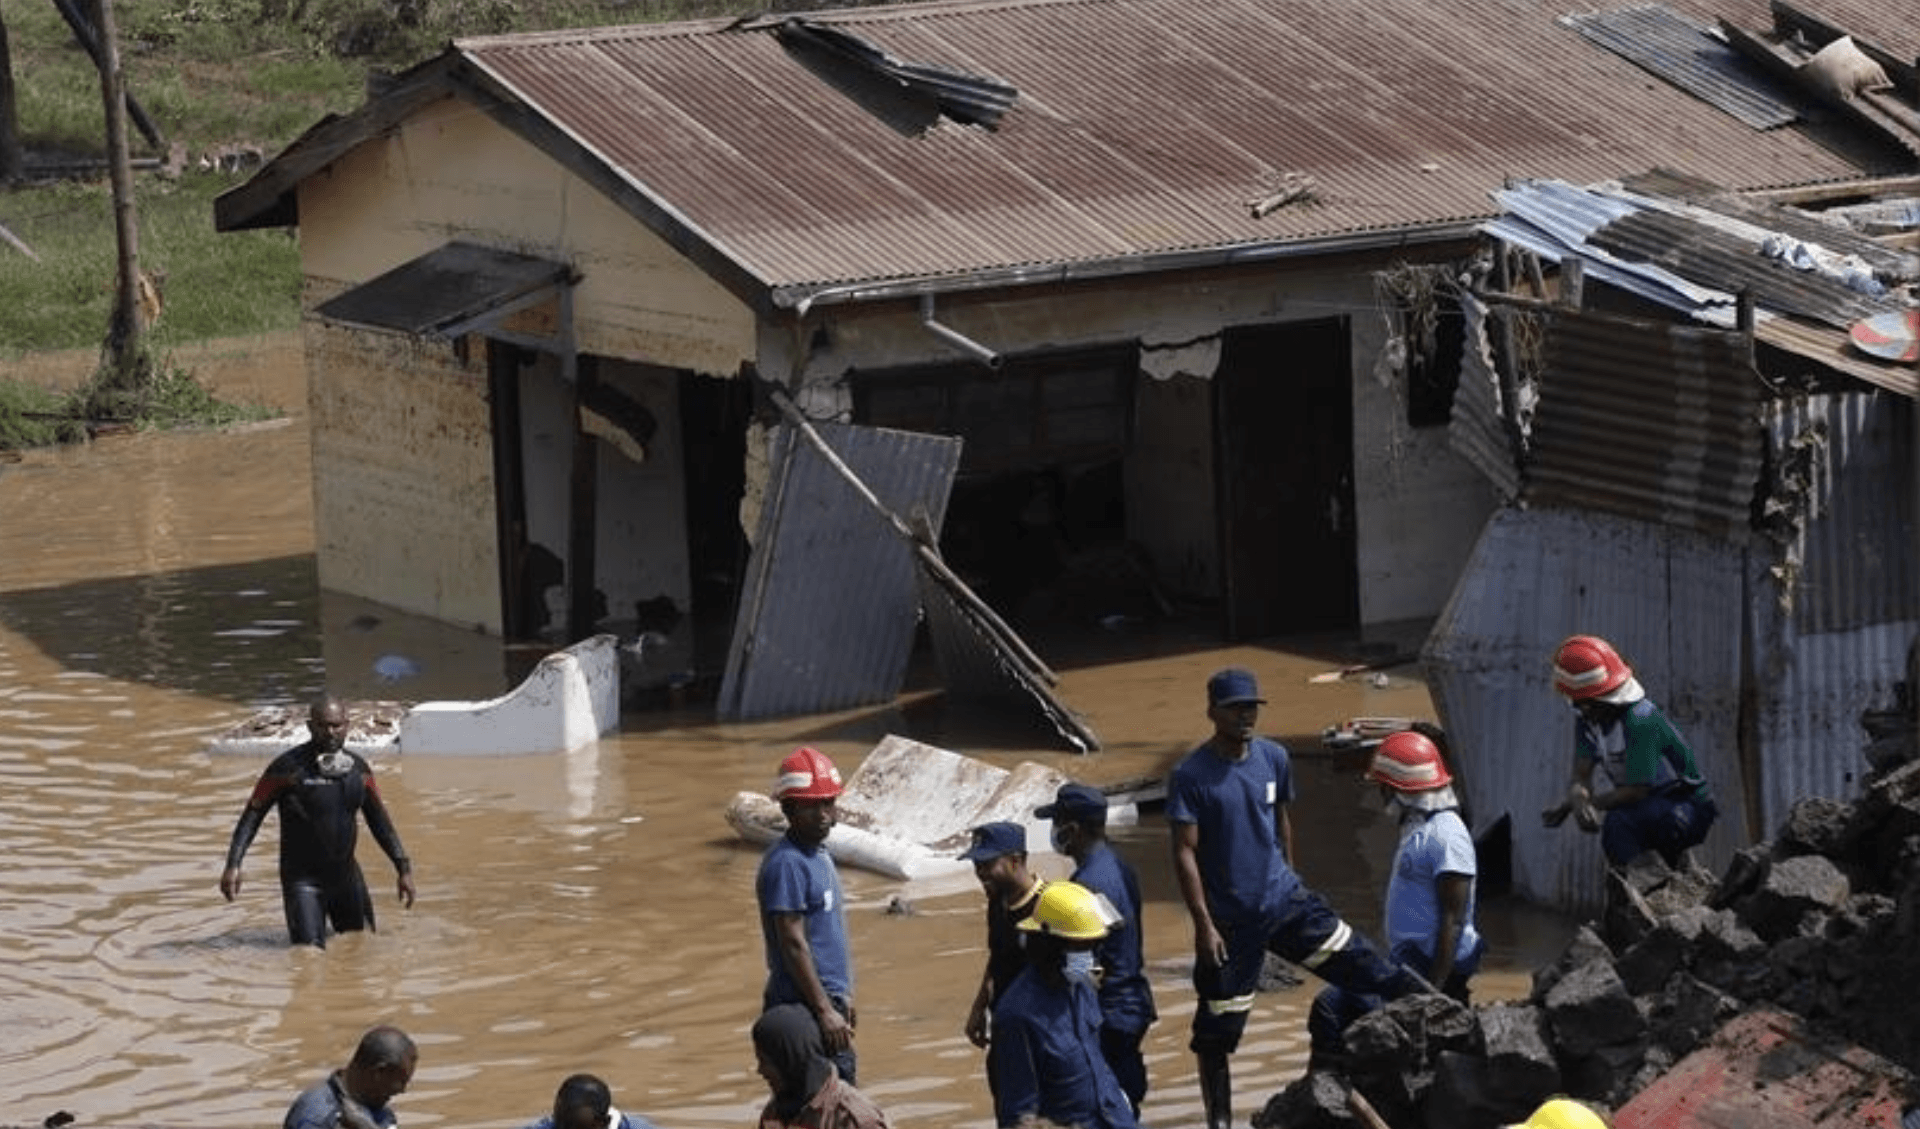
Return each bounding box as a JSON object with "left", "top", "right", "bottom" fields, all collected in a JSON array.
[
  {"left": 1508, "top": 1099, "right": 1610, "bottom": 1129},
  {"left": 1017, "top": 880, "right": 1120, "bottom": 941}
]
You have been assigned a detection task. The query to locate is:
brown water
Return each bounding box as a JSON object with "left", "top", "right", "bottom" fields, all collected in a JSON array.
[{"left": 0, "top": 336, "right": 1575, "bottom": 1129}]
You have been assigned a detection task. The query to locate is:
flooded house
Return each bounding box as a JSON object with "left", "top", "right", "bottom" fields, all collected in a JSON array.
[{"left": 213, "top": 0, "right": 1914, "bottom": 725}]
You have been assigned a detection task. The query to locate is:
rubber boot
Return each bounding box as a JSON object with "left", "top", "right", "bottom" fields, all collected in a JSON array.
[{"left": 1198, "top": 1051, "right": 1233, "bottom": 1129}]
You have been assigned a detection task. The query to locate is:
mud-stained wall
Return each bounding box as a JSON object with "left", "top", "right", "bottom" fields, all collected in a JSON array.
[
  {"left": 760, "top": 256, "right": 1495, "bottom": 626},
  {"left": 302, "top": 311, "right": 500, "bottom": 631},
  {"left": 297, "top": 95, "right": 755, "bottom": 376}
]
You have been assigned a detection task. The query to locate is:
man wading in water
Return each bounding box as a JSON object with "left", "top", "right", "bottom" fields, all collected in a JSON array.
[{"left": 220, "top": 696, "right": 416, "bottom": 947}]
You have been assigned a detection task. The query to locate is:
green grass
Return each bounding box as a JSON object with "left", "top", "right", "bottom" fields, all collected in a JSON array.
[
  {"left": 0, "top": 173, "right": 301, "bottom": 358},
  {"left": 0, "top": 0, "right": 877, "bottom": 445}
]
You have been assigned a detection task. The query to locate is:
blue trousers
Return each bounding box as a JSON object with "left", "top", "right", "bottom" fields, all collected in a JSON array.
[
  {"left": 1602, "top": 793, "right": 1717, "bottom": 867},
  {"left": 1190, "top": 886, "right": 1419, "bottom": 1056}
]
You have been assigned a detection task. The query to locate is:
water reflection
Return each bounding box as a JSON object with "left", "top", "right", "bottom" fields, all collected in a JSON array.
[{"left": 0, "top": 365, "right": 1573, "bottom": 1129}]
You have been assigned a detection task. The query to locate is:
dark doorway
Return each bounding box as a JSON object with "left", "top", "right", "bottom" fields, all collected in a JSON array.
[
  {"left": 680, "top": 371, "right": 752, "bottom": 666},
  {"left": 1214, "top": 318, "right": 1357, "bottom": 639}
]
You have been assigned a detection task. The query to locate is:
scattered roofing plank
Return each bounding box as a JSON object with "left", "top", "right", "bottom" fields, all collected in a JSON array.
[{"left": 1564, "top": 5, "right": 1800, "bottom": 130}]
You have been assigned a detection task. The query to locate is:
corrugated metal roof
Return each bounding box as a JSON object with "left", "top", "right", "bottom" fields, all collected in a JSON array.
[
  {"left": 1748, "top": 392, "right": 1920, "bottom": 834},
  {"left": 717, "top": 421, "right": 961, "bottom": 720},
  {"left": 1587, "top": 210, "right": 1903, "bottom": 328},
  {"left": 1424, "top": 505, "right": 1749, "bottom": 915},
  {"left": 220, "top": 0, "right": 1917, "bottom": 302},
  {"left": 1563, "top": 5, "right": 1801, "bottom": 131},
  {"left": 1484, "top": 179, "right": 1920, "bottom": 396},
  {"left": 1525, "top": 309, "right": 1765, "bottom": 542}
]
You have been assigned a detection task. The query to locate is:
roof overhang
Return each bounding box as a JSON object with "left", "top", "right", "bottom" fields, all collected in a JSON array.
[{"left": 313, "top": 240, "right": 576, "bottom": 342}]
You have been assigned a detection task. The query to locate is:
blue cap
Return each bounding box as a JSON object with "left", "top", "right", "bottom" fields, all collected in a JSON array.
[
  {"left": 958, "top": 821, "right": 1027, "bottom": 861},
  {"left": 1035, "top": 782, "right": 1108, "bottom": 824},
  {"left": 1208, "top": 667, "right": 1265, "bottom": 707}
]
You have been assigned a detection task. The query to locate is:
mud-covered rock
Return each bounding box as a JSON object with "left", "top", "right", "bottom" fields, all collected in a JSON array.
[
  {"left": 1251, "top": 1069, "right": 1351, "bottom": 1129},
  {"left": 1779, "top": 796, "right": 1854, "bottom": 858},
  {"left": 1532, "top": 925, "right": 1612, "bottom": 1002},
  {"left": 1559, "top": 1029, "right": 1651, "bottom": 1107},
  {"left": 1646, "top": 972, "right": 1739, "bottom": 1056},
  {"left": 1422, "top": 1048, "right": 1544, "bottom": 1129},
  {"left": 1477, "top": 1002, "right": 1561, "bottom": 1099},
  {"left": 1745, "top": 854, "right": 1851, "bottom": 941},
  {"left": 1615, "top": 920, "right": 1691, "bottom": 996},
  {"left": 1544, "top": 959, "right": 1645, "bottom": 1056}
]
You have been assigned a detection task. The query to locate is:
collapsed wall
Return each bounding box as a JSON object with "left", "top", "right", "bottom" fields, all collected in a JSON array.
[{"left": 1256, "top": 759, "right": 1920, "bottom": 1129}]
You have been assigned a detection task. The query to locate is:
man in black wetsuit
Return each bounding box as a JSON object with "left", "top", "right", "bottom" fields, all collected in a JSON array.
[{"left": 220, "top": 697, "right": 416, "bottom": 947}]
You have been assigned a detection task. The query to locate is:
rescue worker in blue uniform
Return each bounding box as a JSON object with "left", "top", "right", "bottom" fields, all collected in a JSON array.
[
  {"left": 1037, "top": 782, "right": 1157, "bottom": 1115},
  {"left": 220, "top": 697, "right": 415, "bottom": 948},
  {"left": 989, "top": 880, "right": 1137, "bottom": 1129},
  {"left": 1169, "top": 668, "right": 1424, "bottom": 1129}
]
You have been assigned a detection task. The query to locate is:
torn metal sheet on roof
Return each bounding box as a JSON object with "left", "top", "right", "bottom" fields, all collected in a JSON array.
[
  {"left": 1484, "top": 179, "right": 1920, "bottom": 395},
  {"left": 313, "top": 241, "right": 574, "bottom": 338},
  {"left": 1587, "top": 209, "right": 1900, "bottom": 327},
  {"left": 1564, "top": 5, "right": 1801, "bottom": 130},
  {"left": 774, "top": 17, "right": 1018, "bottom": 129}
]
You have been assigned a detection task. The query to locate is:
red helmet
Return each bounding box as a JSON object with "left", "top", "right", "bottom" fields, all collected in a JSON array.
[
  {"left": 774, "top": 746, "right": 843, "bottom": 801},
  {"left": 1368, "top": 730, "right": 1453, "bottom": 792},
  {"left": 1552, "top": 635, "right": 1633, "bottom": 701}
]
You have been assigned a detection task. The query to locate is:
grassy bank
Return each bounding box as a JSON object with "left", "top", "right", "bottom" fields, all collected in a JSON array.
[
  {"left": 1, "top": 0, "right": 870, "bottom": 444},
  {"left": 0, "top": 173, "right": 301, "bottom": 359}
]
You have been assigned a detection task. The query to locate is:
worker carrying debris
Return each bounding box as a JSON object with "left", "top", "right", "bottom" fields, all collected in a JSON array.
[{"left": 1541, "top": 635, "right": 1718, "bottom": 867}]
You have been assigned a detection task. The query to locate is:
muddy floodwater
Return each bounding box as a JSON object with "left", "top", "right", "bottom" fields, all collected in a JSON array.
[{"left": 0, "top": 335, "right": 1575, "bottom": 1129}]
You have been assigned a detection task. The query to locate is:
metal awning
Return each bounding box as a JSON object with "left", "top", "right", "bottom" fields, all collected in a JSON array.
[{"left": 314, "top": 241, "right": 575, "bottom": 339}]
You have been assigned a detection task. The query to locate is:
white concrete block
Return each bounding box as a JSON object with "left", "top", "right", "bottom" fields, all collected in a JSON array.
[{"left": 399, "top": 634, "right": 621, "bottom": 754}]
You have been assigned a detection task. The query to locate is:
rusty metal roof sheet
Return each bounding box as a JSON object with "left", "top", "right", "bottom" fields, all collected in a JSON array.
[
  {"left": 1564, "top": 5, "right": 1801, "bottom": 130},
  {"left": 220, "top": 0, "right": 1916, "bottom": 306}
]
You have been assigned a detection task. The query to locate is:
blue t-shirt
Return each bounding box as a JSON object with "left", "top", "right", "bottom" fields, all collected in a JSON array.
[
  {"left": 990, "top": 968, "right": 1138, "bottom": 1129},
  {"left": 1165, "top": 737, "right": 1299, "bottom": 924},
  {"left": 757, "top": 833, "right": 852, "bottom": 1006},
  {"left": 1383, "top": 808, "right": 1480, "bottom": 964},
  {"left": 1070, "top": 842, "right": 1156, "bottom": 1033},
  {"left": 285, "top": 1075, "right": 397, "bottom": 1129}
]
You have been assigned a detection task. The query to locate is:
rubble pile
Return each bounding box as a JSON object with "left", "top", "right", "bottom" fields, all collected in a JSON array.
[{"left": 1254, "top": 759, "right": 1920, "bottom": 1129}]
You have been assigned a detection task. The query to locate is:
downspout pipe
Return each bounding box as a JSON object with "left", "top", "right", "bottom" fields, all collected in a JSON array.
[{"left": 920, "top": 293, "right": 1002, "bottom": 369}]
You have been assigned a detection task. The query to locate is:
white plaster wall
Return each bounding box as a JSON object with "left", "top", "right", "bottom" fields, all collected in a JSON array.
[
  {"left": 302, "top": 311, "right": 501, "bottom": 631},
  {"left": 592, "top": 361, "right": 690, "bottom": 622},
  {"left": 297, "top": 95, "right": 756, "bottom": 376},
  {"left": 1348, "top": 308, "right": 1501, "bottom": 624}
]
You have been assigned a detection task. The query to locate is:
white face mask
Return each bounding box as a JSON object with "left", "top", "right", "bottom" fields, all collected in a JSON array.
[{"left": 1064, "top": 948, "right": 1100, "bottom": 987}]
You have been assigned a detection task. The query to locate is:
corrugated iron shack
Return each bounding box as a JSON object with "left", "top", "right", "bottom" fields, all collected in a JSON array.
[{"left": 1431, "top": 163, "right": 1919, "bottom": 914}]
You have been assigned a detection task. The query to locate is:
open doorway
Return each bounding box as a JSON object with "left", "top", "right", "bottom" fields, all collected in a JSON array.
[
  {"left": 1214, "top": 318, "right": 1357, "bottom": 640},
  {"left": 853, "top": 344, "right": 1162, "bottom": 635}
]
